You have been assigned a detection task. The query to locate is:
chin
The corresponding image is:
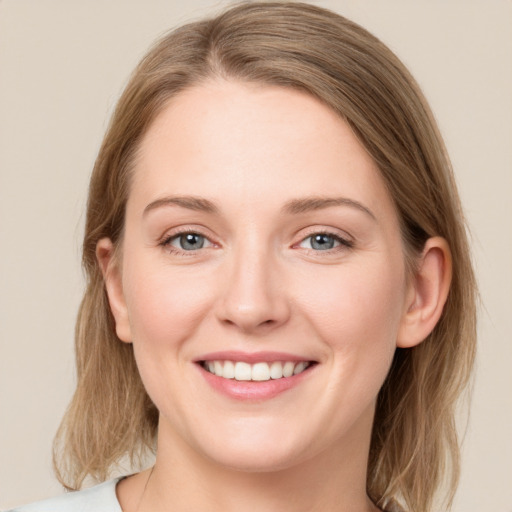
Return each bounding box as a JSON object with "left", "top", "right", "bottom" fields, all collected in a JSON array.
[
  {"left": 192, "top": 424, "right": 315, "bottom": 474},
  {"left": 205, "top": 445, "right": 307, "bottom": 474}
]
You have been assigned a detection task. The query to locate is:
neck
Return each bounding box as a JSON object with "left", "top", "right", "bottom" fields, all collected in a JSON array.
[{"left": 133, "top": 415, "right": 379, "bottom": 512}]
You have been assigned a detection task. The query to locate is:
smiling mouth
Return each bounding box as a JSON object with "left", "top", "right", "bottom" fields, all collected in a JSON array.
[{"left": 200, "top": 360, "right": 315, "bottom": 382}]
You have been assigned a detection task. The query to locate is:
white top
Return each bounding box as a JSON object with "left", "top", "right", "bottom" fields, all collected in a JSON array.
[{"left": 6, "top": 478, "right": 123, "bottom": 512}]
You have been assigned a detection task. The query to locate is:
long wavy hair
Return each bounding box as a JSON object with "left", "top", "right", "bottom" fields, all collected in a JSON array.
[{"left": 53, "top": 3, "right": 477, "bottom": 511}]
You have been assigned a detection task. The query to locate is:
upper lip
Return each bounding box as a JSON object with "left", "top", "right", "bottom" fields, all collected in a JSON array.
[{"left": 194, "top": 350, "right": 316, "bottom": 364}]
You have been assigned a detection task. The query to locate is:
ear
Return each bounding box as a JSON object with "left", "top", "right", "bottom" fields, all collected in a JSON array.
[
  {"left": 96, "top": 237, "right": 132, "bottom": 343},
  {"left": 397, "top": 237, "right": 452, "bottom": 348}
]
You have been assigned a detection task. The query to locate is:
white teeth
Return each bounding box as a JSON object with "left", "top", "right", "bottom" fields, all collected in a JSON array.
[
  {"left": 223, "top": 360, "right": 235, "bottom": 379},
  {"left": 293, "top": 361, "right": 307, "bottom": 375},
  {"left": 283, "top": 361, "right": 295, "bottom": 377},
  {"left": 234, "top": 361, "right": 252, "bottom": 381},
  {"left": 269, "top": 361, "right": 283, "bottom": 379},
  {"left": 204, "top": 360, "right": 311, "bottom": 381},
  {"left": 252, "top": 362, "right": 270, "bottom": 381}
]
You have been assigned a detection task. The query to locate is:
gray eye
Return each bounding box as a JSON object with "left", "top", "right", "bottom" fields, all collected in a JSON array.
[
  {"left": 174, "top": 233, "right": 206, "bottom": 250},
  {"left": 310, "top": 234, "right": 337, "bottom": 250}
]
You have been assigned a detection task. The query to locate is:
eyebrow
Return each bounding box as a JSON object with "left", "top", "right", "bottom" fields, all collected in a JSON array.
[
  {"left": 282, "top": 197, "right": 376, "bottom": 220},
  {"left": 143, "top": 195, "right": 375, "bottom": 220},
  {"left": 143, "top": 196, "right": 219, "bottom": 216}
]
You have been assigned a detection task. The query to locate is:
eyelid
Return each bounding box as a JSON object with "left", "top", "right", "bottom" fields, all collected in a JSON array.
[
  {"left": 292, "top": 227, "right": 355, "bottom": 255},
  {"left": 157, "top": 225, "right": 353, "bottom": 255},
  {"left": 295, "top": 226, "right": 353, "bottom": 244},
  {"left": 158, "top": 226, "right": 219, "bottom": 254}
]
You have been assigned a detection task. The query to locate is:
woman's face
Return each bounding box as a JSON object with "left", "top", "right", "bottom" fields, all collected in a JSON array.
[{"left": 106, "top": 81, "right": 414, "bottom": 471}]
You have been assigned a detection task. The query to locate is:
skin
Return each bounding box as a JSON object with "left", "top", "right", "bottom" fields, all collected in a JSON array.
[{"left": 98, "top": 80, "right": 451, "bottom": 512}]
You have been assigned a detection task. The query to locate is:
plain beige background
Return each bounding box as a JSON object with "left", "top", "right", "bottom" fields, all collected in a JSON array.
[{"left": 1, "top": 0, "right": 511, "bottom": 510}]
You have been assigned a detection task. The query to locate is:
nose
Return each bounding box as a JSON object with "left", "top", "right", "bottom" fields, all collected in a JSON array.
[{"left": 215, "top": 243, "right": 291, "bottom": 334}]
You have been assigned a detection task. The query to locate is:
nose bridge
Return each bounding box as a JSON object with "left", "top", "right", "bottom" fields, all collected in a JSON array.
[{"left": 218, "top": 233, "right": 289, "bottom": 333}]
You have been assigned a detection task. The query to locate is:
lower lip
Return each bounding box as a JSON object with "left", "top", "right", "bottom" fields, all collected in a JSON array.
[{"left": 197, "top": 364, "right": 315, "bottom": 401}]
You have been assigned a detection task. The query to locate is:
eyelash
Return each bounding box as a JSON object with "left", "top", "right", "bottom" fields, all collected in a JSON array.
[
  {"left": 159, "top": 229, "right": 354, "bottom": 256},
  {"left": 159, "top": 228, "right": 215, "bottom": 256},
  {"left": 296, "top": 231, "right": 354, "bottom": 253}
]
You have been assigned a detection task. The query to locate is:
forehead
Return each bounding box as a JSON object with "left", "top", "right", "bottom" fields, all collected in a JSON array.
[{"left": 129, "top": 80, "right": 395, "bottom": 220}]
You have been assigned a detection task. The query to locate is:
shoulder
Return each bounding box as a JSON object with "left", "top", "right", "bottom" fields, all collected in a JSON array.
[{"left": 6, "top": 478, "right": 123, "bottom": 512}]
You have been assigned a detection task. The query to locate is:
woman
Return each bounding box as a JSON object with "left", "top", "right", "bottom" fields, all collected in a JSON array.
[{"left": 9, "top": 2, "right": 476, "bottom": 511}]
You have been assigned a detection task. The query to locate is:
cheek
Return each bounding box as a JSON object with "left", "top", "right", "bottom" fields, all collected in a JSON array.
[
  {"left": 295, "top": 253, "right": 406, "bottom": 380},
  {"left": 120, "top": 258, "right": 218, "bottom": 420},
  {"left": 303, "top": 260, "right": 403, "bottom": 334},
  {"left": 122, "top": 257, "right": 215, "bottom": 351}
]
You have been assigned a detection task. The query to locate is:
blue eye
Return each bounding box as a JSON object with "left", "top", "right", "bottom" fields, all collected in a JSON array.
[
  {"left": 300, "top": 233, "right": 351, "bottom": 251},
  {"left": 169, "top": 233, "right": 208, "bottom": 251}
]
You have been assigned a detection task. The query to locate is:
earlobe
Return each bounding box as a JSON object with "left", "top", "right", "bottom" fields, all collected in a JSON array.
[
  {"left": 96, "top": 238, "right": 132, "bottom": 343},
  {"left": 397, "top": 237, "right": 452, "bottom": 348}
]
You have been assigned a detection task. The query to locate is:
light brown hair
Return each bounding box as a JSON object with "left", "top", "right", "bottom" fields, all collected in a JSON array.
[{"left": 54, "top": 3, "right": 477, "bottom": 511}]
